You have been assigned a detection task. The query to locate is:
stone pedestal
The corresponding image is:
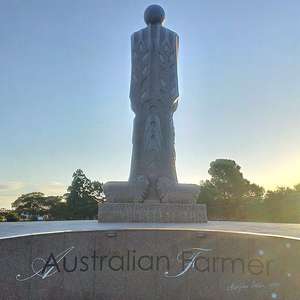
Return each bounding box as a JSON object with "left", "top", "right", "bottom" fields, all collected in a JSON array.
[{"left": 98, "top": 203, "right": 207, "bottom": 223}]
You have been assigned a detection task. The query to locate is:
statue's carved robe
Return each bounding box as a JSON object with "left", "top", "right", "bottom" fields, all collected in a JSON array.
[
  {"left": 129, "top": 24, "right": 179, "bottom": 185},
  {"left": 103, "top": 23, "right": 199, "bottom": 204}
]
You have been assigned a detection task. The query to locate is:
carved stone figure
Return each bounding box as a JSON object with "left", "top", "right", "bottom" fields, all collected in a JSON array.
[{"left": 103, "top": 5, "right": 199, "bottom": 204}]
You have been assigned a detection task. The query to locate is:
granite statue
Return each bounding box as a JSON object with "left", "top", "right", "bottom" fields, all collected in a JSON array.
[
  {"left": 99, "top": 5, "right": 207, "bottom": 222},
  {"left": 103, "top": 5, "right": 199, "bottom": 204}
]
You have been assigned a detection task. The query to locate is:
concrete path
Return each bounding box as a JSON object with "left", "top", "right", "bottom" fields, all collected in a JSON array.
[{"left": 1, "top": 220, "right": 300, "bottom": 239}]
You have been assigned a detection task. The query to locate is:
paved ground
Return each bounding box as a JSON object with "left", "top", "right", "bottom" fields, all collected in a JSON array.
[{"left": 1, "top": 220, "right": 300, "bottom": 239}]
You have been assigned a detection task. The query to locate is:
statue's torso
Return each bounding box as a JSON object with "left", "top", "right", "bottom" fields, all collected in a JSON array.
[{"left": 130, "top": 25, "right": 179, "bottom": 113}]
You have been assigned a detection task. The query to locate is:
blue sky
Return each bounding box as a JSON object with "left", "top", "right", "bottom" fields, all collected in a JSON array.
[{"left": 1, "top": 0, "right": 299, "bottom": 208}]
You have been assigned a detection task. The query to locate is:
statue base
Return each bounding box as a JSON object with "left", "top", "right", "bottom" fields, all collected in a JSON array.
[{"left": 98, "top": 203, "right": 207, "bottom": 223}]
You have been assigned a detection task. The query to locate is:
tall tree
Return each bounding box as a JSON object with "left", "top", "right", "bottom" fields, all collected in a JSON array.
[
  {"left": 198, "top": 159, "right": 264, "bottom": 206},
  {"left": 64, "top": 169, "right": 104, "bottom": 219}
]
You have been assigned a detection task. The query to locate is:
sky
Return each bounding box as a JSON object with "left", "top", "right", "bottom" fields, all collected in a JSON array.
[{"left": 0, "top": 0, "right": 300, "bottom": 208}]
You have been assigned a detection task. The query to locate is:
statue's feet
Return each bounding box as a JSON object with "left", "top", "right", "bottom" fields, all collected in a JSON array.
[
  {"left": 103, "top": 176, "right": 149, "bottom": 203},
  {"left": 156, "top": 177, "right": 199, "bottom": 204},
  {"left": 156, "top": 177, "right": 176, "bottom": 202},
  {"left": 133, "top": 175, "right": 150, "bottom": 201}
]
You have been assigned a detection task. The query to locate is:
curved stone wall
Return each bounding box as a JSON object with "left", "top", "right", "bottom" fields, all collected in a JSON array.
[{"left": 1, "top": 229, "right": 299, "bottom": 299}]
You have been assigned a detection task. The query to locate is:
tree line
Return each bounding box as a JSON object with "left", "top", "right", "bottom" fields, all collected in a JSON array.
[
  {"left": 3, "top": 159, "right": 300, "bottom": 223},
  {"left": 197, "top": 159, "right": 300, "bottom": 223},
  {"left": 4, "top": 169, "right": 104, "bottom": 221}
]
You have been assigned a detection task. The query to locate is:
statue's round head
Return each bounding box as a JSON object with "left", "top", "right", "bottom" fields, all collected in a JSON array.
[{"left": 144, "top": 4, "right": 165, "bottom": 25}]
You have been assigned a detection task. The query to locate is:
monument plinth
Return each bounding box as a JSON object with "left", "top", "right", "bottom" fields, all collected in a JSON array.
[{"left": 98, "top": 5, "right": 207, "bottom": 222}]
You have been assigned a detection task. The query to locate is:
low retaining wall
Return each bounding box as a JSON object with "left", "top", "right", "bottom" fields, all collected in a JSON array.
[{"left": 0, "top": 228, "right": 299, "bottom": 299}]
